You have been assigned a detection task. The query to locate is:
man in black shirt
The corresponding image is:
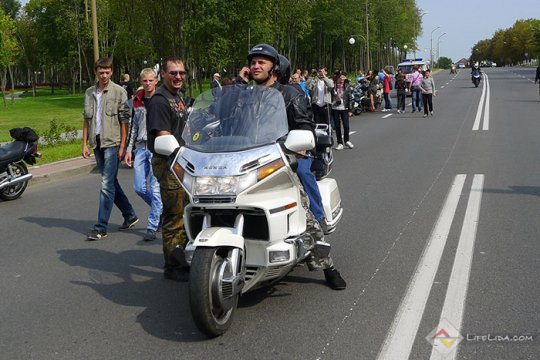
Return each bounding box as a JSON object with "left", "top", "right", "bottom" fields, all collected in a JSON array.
[{"left": 146, "top": 57, "right": 189, "bottom": 282}]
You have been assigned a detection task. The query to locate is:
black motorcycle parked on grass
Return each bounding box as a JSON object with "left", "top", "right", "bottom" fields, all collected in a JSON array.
[{"left": 0, "top": 128, "right": 41, "bottom": 201}]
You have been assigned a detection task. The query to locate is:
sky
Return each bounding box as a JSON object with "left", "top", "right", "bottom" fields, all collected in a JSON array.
[{"left": 415, "top": 0, "right": 540, "bottom": 62}]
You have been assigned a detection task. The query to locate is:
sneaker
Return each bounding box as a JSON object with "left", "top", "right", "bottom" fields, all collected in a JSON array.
[
  {"left": 423, "top": 114, "right": 428, "bottom": 118},
  {"left": 164, "top": 267, "right": 189, "bottom": 282},
  {"left": 324, "top": 267, "right": 347, "bottom": 290},
  {"left": 381, "top": 108, "right": 387, "bottom": 112},
  {"left": 412, "top": 109, "right": 416, "bottom": 113},
  {"left": 119, "top": 216, "right": 139, "bottom": 230},
  {"left": 397, "top": 110, "right": 401, "bottom": 114},
  {"left": 335, "top": 143, "right": 344, "bottom": 150},
  {"left": 87, "top": 230, "right": 107, "bottom": 241},
  {"left": 143, "top": 229, "right": 156, "bottom": 241},
  {"left": 430, "top": 111, "right": 434, "bottom": 116},
  {"left": 345, "top": 141, "right": 354, "bottom": 149}
]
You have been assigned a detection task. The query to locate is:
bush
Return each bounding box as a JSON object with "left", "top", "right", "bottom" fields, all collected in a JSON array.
[{"left": 40, "top": 118, "right": 78, "bottom": 146}]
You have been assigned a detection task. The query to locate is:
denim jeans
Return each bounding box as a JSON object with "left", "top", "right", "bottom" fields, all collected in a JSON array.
[
  {"left": 133, "top": 147, "right": 162, "bottom": 231},
  {"left": 411, "top": 86, "right": 423, "bottom": 110},
  {"left": 384, "top": 92, "right": 392, "bottom": 109},
  {"left": 297, "top": 156, "right": 325, "bottom": 222},
  {"left": 93, "top": 142, "right": 136, "bottom": 232}
]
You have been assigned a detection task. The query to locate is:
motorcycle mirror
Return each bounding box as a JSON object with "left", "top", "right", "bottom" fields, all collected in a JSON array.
[
  {"left": 154, "top": 134, "right": 180, "bottom": 157},
  {"left": 284, "top": 130, "right": 315, "bottom": 153}
]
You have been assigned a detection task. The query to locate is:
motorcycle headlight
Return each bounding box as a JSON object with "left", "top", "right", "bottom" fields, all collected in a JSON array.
[{"left": 193, "top": 172, "right": 258, "bottom": 196}]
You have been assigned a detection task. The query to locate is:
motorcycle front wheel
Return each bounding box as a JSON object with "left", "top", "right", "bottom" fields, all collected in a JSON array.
[
  {"left": 189, "top": 247, "right": 239, "bottom": 337},
  {"left": 0, "top": 162, "right": 29, "bottom": 201}
]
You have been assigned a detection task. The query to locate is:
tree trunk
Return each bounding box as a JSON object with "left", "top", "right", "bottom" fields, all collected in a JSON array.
[{"left": 8, "top": 65, "right": 15, "bottom": 103}]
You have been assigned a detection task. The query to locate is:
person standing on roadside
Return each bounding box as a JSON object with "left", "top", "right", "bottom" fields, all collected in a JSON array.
[
  {"left": 331, "top": 72, "right": 354, "bottom": 150},
  {"left": 120, "top": 73, "right": 134, "bottom": 99},
  {"left": 211, "top": 72, "right": 222, "bottom": 96},
  {"left": 291, "top": 72, "right": 310, "bottom": 99},
  {"left": 382, "top": 68, "right": 393, "bottom": 112},
  {"left": 395, "top": 72, "right": 407, "bottom": 114},
  {"left": 306, "top": 66, "right": 334, "bottom": 125},
  {"left": 407, "top": 66, "right": 423, "bottom": 113},
  {"left": 125, "top": 68, "right": 162, "bottom": 242},
  {"left": 146, "top": 57, "right": 190, "bottom": 282},
  {"left": 420, "top": 69, "right": 436, "bottom": 117},
  {"left": 535, "top": 65, "right": 540, "bottom": 101},
  {"left": 82, "top": 57, "right": 138, "bottom": 241}
]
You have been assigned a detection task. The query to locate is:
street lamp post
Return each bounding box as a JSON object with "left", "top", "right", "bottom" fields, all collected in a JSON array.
[
  {"left": 430, "top": 26, "right": 441, "bottom": 69},
  {"left": 349, "top": 34, "right": 369, "bottom": 71},
  {"left": 403, "top": 44, "right": 408, "bottom": 60},
  {"left": 436, "top": 32, "right": 446, "bottom": 66}
]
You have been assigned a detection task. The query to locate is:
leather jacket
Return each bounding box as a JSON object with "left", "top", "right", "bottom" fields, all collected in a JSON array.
[
  {"left": 331, "top": 83, "right": 353, "bottom": 111},
  {"left": 271, "top": 82, "right": 314, "bottom": 132}
]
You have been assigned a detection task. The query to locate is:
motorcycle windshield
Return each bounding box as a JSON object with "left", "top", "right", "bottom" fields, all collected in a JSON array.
[{"left": 182, "top": 85, "right": 289, "bottom": 152}]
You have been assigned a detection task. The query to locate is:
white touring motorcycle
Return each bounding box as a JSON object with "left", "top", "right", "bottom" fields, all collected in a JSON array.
[{"left": 155, "top": 85, "right": 343, "bottom": 337}]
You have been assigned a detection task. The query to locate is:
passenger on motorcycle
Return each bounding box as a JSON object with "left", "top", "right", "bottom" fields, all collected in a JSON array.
[{"left": 245, "top": 43, "right": 347, "bottom": 290}]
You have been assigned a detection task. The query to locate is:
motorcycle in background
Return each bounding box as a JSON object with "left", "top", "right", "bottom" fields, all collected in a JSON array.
[
  {"left": 471, "top": 69, "right": 482, "bottom": 87},
  {"left": 0, "top": 128, "right": 41, "bottom": 201},
  {"left": 351, "top": 76, "right": 371, "bottom": 114}
]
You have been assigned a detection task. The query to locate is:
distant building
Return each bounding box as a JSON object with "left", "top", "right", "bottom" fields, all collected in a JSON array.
[{"left": 455, "top": 58, "right": 468, "bottom": 68}]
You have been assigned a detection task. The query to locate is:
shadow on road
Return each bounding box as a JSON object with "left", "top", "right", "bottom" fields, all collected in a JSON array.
[
  {"left": 482, "top": 185, "right": 540, "bottom": 197},
  {"left": 57, "top": 248, "right": 207, "bottom": 342}
]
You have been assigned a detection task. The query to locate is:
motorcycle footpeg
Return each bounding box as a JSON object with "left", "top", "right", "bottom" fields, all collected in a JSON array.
[
  {"left": 312, "top": 241, "right": 331, "bottom": 258},
  {"left": 172, "top": 246, "right": 190, "bottom": 268}
]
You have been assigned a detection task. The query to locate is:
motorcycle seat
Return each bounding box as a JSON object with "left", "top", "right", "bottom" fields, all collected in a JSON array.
[{"left": 0, "top": 141, "right": 27, "bottom": 165}]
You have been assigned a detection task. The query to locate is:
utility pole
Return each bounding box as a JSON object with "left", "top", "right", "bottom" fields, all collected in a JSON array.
[{"left": 91, "top": 0, "right": 99, "bottom": 62}]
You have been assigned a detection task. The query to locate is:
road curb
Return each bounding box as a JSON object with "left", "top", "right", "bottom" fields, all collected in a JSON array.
[{"left": 28, "top": 156, "right": 98, "bottom": 187}]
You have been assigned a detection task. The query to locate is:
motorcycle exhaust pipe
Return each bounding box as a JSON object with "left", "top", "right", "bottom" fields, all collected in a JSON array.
[{"left": 0, "top": 173, "right": 33, "bottom": 190}]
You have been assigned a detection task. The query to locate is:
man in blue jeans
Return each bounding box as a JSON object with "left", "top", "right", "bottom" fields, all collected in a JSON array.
[
  {"left": 82, "top": 57, "right": 138, "bottom": 240},
  {"left": 407, "top": 66, "right": 424, "bottom": 113},
  {"left": 125, "top": 68, "right": 162, "bottom": 241}
]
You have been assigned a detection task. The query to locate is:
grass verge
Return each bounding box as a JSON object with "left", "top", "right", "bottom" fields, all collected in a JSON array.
[{"left": 36, "top": 139, "right": 83, "bottom": 165}]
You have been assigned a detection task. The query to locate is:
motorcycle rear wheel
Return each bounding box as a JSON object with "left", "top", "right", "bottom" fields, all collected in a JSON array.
[
  {"left": 0, "top": 162, "right": 28, "bottom": 201},
  {"left": 189, "top": 247, "right": 239, "bottom": 337}
]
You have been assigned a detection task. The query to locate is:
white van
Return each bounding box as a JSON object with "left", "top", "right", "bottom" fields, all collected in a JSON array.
[{"left": 397, "top": 58, "right": 430, "bottom": 75}]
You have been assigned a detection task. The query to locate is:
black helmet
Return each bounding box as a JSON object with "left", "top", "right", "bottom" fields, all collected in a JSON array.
[
  {"left": 276, "top": 54, "right": 291, "bottom": 84},
  {"left": 247, "top": 44, "right": 280, "bottom": 67}
]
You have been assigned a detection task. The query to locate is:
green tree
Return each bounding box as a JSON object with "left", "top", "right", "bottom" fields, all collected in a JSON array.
[
  {"left": 0, "top": 0, "right": 20, "bottom": 18},
  {"left": 437, "top": 56, "right": 452, "bottom": 69},
  {"left": 0, "top": 7, "right": 19, "bottom": 106}
]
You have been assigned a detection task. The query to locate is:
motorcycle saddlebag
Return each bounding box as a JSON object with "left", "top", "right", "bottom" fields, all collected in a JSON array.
[{"left": 10, "top": 127, "right": 39, "bottom": 143}]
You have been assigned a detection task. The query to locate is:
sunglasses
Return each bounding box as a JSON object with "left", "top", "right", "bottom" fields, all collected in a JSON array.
[{"left": 168, "top": 70, "right": 187, "bottom": 77}]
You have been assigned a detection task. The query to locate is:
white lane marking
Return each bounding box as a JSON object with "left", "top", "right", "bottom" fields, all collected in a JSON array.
[
  {"left": 483, "top": 75, "right": 490, "bottom": 131},
  {"left": 429, "top": 175, "right": 484, "bottom": 360},
  {"left": 472, "top": 73, "right": 488, "bottom": 131},
  {"left": 377, "top": 175, "right": 467, "bottom": 360},
  {"left": 349, "top": 131, "right": 357, "bottom": 135},
  {"left": 382, "top": 114, "right": 393, "bottom": 118}
]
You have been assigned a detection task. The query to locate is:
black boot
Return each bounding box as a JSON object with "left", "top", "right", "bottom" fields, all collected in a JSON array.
[
  {"left": 324, "top": 267, "right": 346, "bottom": 290},
  {"left": 163, "top": 266, "right": 189, "bottom": 282}
]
